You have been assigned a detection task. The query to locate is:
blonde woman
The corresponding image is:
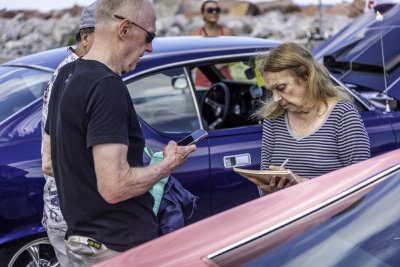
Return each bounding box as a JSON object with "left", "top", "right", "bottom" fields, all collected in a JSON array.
[{"left": 250, "top": 42, "right": 370, "bottom": 195}]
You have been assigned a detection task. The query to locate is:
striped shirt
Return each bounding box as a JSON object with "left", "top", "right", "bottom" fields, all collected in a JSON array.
[{"left": 261, "top": 100, "right": 370, "bottom": 179}]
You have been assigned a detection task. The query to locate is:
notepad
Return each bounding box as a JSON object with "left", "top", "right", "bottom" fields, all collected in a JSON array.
[{"left": 233, "top": 167, "right": 300, "bottom": 184}]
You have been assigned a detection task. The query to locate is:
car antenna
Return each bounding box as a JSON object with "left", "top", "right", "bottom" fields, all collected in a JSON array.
[{"left": 376, "top": 11, "right": 390, "bottom": 113}]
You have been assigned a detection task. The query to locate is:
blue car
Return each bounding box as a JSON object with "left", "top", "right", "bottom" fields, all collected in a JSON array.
[{"left": 0, "top": 36, "right": 399, "bottom": 265}]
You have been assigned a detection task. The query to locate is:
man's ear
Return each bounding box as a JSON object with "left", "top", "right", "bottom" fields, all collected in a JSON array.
[
  {"left": 118, "top": 20, "right": 131, "bottom": 39},
  {"left": 80, "top": 30, "right": 89, "bottom": 45}
]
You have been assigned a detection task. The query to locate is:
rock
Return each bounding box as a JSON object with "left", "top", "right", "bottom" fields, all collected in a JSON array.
[
  {"left": 154, "top": 0, "right": 185, "bottom": 17},
  {"left": 255, "top": 0, "right": 301, "bottom": 14},
  {"left": 219, "top": 0, "right": 240, "bottom": 13},
  {"left": 301, "top": 5, "right": 319, "bottom": 16},
  {"left": 324, "top": 3, "right": 363, "bottom": 18},
  {"left": 52, "top": 13, "right": 79, "bottom": 45},
  {"left": 181, "top": 0, "right": 202, "bottom": 14},
  {"left": 228, "top": 2, "right": 260, "bottom": 16},
  {"left": 0, "top": 19, "right": 23, "bottom": 41}
]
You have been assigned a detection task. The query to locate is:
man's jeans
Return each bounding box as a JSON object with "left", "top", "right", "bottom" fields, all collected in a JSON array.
[
  {"left": 65, "top": 236, "right": 120, "bottom": 267},
  {"left": 47, "top": 226, "right": 72, "bottom": 267}
]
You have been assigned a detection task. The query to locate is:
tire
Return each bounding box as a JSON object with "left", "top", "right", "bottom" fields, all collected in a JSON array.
[{"left": 0, "top": 236, "right": 60, "bottom": 267}]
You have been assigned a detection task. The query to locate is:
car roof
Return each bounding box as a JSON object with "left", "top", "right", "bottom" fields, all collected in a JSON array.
[
  {"left": 2, "top": 36, "right": 279, "bottom": 74},
  {"left": 94, "top": 148, "right": 400, "bottom": 266}
]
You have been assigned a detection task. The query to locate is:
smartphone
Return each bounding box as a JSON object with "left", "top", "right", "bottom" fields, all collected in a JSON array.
[{"left": 177, "top": 129, "right": 208, "bottom": 146}]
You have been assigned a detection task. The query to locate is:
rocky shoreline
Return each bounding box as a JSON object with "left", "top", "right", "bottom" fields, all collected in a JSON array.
[{"left": 0, "top": 0, "right": 363, "bottom": 63}]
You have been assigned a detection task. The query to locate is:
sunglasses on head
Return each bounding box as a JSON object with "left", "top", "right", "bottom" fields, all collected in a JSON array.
[
  {"left": 206, "top": 7, "right": 221, "bottom": 14},
  {"left": 114, "top": 14, "right": 156, "bottom": 44}
]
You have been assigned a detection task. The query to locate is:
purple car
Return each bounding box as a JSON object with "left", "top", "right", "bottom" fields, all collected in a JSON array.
[{"left": 0, "top": 36, "right": 400, "bottom": 265}]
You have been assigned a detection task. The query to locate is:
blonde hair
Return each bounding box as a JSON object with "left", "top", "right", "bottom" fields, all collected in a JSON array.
[
  {"left": 96, "top": 0, "right": 143, "bottom": 25},
  {"left": 253, "top": 42, "right": 352, "bottom": 120}
]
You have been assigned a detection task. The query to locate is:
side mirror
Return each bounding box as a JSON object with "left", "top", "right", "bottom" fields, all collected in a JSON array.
[
  {"left": 172, "top": 77, "right": 188, "bottom": 90},
  {"left": 245, "top": 67, "right": 255, "bottom": 79}
]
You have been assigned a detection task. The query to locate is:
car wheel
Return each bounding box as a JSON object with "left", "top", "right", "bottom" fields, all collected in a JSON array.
[{"left": 0, "top": 236, "right": 59, "bottom": 267}]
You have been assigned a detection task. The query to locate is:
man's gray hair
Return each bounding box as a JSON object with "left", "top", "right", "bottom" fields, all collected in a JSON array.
[{"left": 96, "top": 0, "right": 144, "bottom": 25}]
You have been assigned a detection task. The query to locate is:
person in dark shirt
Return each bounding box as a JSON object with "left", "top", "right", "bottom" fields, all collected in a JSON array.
[
  {"left": 41, "top": 2, "right": 97, "bottom": 266},
  {"left": 42, "top": 0, "right": 196, "bottom": 265}
]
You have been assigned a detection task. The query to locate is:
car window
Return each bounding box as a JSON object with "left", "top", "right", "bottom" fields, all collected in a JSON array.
[
  {"left": 192, "top": 60, "right": 258, "bottom": 90},
  {"left": 126, "top": 68, "right": 200, "bottom": 133},
  {"left": 210, "top": 170, "right": 400, "bottom": 266},
  {"left": 189, "top": 57, "right": 265, "bottom": 131},
  {"left": 0, "top": 66, "right": 51, "bottom": 123}
]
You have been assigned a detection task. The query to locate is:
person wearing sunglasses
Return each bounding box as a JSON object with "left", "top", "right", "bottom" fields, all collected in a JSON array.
[
  {"left": 190, "top": 1, "right": 234, "bottom": 87},
  {"left": 42, "top": 0, "right": 195, "bottom": 265},
  {"left": 190, "top": 0, "right": 234, "bottom": 37}
]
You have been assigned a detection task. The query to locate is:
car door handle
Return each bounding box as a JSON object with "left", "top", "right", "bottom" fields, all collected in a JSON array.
[{"left": 223, "top": 153, "right": 251, "bottom": 168}]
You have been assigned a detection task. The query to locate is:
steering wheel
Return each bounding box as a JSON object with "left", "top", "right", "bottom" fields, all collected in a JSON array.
[{"left": 200, "top": 82, "right": 230, "bottom": 130}]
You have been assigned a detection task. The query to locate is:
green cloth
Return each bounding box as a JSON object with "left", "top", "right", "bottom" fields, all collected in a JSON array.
[{"left": 144, "top": 146, "right": 169, "bottom": 215}]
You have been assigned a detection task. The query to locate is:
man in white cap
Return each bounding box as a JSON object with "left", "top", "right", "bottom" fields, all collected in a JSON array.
[{"left": 41, "top": 1, "right": 97, "bottom": 266}]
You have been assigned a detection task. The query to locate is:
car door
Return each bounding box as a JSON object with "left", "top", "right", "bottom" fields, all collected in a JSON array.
[
  {"left": 190, "top": 59, "right": 264, "bottom": 215},
  {"left": 124, "top": 67, "right": 212, "bottom": 223},
  {"left": 207, "top": 126, "right": 261, "bottom": 215}
]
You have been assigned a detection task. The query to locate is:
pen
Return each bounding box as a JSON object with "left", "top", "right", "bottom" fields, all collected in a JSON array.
[
  {"left": 280, "top": 158, "right": 299, "bottom": 183},
  {"left": 280, "top": 158, "right": 289, "bottom": 168}
]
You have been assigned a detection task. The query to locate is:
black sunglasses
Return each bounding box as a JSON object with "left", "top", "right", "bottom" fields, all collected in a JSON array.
[
  {"left": 114, "top": 14, "right": 156, "bottom": 44},
  {"left": 206, "top": 7, "right": 221, "bottom": 14}
]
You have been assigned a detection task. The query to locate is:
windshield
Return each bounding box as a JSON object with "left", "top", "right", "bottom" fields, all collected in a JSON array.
[{"left": 0, "top": 66, "right": 51, "bottom": 123}]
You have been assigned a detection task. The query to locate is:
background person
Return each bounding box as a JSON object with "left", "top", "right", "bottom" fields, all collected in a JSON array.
[
  {"left": 41, "top": 1, "right": 97, "bottom": 266},
  {"left": 42, "top": 0, "right": 196, "bottom": 265},
  {"left": 250, "top": 42, "right": 370, "bottom": 195},
  {"left": 190, "top": 0, "right": 234, "bottom": 87},
  {"left": 190, "top": 0, "right": 234, "bottom": 37}
]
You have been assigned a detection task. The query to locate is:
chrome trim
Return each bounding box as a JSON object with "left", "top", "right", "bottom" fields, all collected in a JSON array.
[
  {"left": 330, "top": 74, "right": 373, "bottom": 111},
  {"left": 122, "top": 52, "right": 264, "bottom": 82},
  {"left": 184, "top": 66, "right": 204, "bottom": 130},
  {"left": 2, "top": 63, "right": 55, "bottom": 73},
  {"left": 207, "top": 162, "right": 400, "bottom": 259},
  {"left": 223, "top": 153, "right": 251, "bottom": 168}
]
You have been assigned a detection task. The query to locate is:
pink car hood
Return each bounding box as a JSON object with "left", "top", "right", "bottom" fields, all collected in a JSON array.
[{"left": 95, "top": 149, "right": 400, "bottom": 267}]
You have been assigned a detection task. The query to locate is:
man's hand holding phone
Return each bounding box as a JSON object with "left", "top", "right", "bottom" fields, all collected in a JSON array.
[
  {"left": 177, "top": 129, "right": 208, "bottom": 146},
  {"left": 160, "top": 129, "right": 207, "bottom": 174},
  {"left": 163, "top": 141, "right": 196, "bottom": 172}
]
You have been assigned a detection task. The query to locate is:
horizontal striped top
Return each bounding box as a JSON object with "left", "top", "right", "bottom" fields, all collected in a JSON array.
[{"left": 261, "top": 100, "right": 370, "bottom": 179}]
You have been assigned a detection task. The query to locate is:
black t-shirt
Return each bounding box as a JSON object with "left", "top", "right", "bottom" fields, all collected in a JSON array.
[{"left": 45, "top": 58, "right": 157, "bottom": 251}]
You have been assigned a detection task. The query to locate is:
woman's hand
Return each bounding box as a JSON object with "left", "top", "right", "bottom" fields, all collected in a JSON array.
[{"left": 248, "top": 165, "right": 308, "bottom": 195}]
